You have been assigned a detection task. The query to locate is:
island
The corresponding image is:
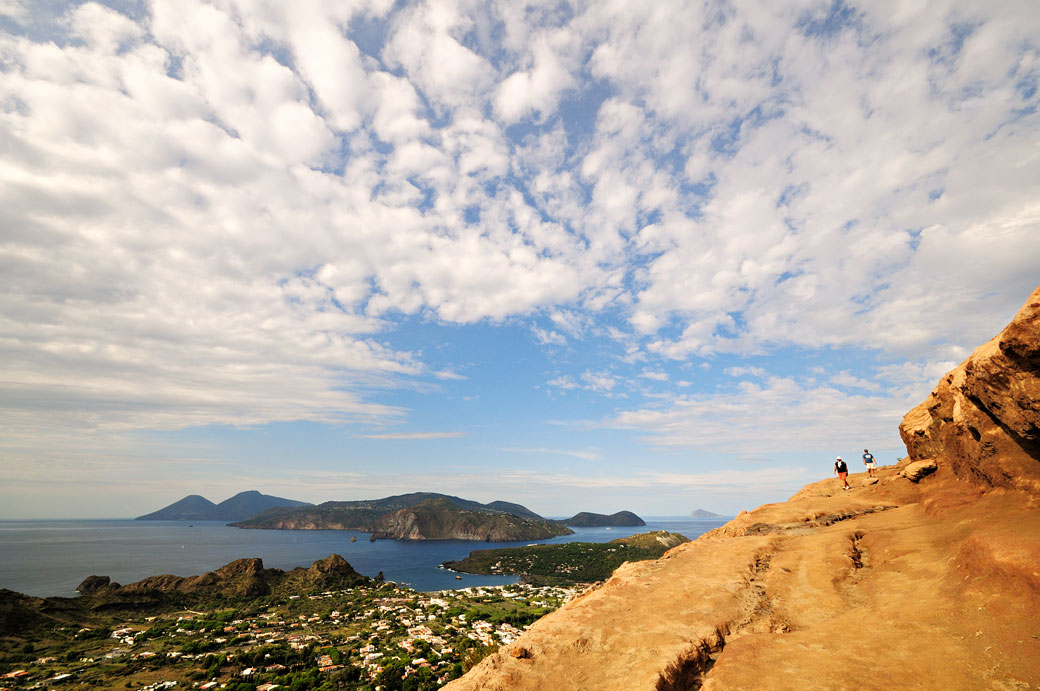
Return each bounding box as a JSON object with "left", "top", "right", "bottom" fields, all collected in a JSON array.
[
  {"left": 231, "top": 492, "right": 573, "bottom": 542},
  {"left": 558, "top": 511, "right": 645, "bottom": 527},
  {"left": 443, "top": 531, "right": 689, "bottom": 585},
  {"left": 370, "top": 499, "right": 573, "bottom": 541},
  {"left": 689, "top": 508, "right": 724, "bottom": 518},
  {"left": 136, "top": 490, "right": 311, "bottom": 522}
]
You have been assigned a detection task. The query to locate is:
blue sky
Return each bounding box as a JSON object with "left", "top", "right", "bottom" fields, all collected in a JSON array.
[{"left": 1, "top": 0, "right": 1038, "bottom": 518}]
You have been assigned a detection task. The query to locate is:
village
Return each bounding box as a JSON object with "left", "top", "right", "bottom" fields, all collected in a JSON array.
[{"left": 0, "top": 582, "right": 585, "bottom": 691}]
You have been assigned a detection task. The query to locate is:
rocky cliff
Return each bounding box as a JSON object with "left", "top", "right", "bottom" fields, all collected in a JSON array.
[
  {"left": 446, "top": 284, "right": 1040, "bottom": 691},
  {"left": 899, "top": 288, "right": 1040, "bottom": 492},
  {"left": 0, "top": 555, "right": 368, "bottom": 636},
  {"left": 76, "top": 554, "right": 367, "bottom": 603}
]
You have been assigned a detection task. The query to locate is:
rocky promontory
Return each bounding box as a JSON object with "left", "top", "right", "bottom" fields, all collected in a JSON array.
[
  {"left": 76, "top": 554, "right": 368, "bottom": 603},
  {"left": 445, "top": 284, "right": 1040, "bottom": 690},
  {"left": 0, "top": 555, "right": 369, "bottom": 636}
]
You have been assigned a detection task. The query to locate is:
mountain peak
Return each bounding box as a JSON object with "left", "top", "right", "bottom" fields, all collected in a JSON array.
[{"left": 136, "top": 491, "right": 310, "bottom": 522}]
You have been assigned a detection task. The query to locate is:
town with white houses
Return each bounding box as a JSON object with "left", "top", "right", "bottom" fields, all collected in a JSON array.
[{"left": 0, "top": 582, "right": 585, "bottom": 691}]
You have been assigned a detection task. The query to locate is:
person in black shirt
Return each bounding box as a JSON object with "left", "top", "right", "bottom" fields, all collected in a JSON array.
[{"left": 834, "top": 456, "right": 850, "bottom": 490}]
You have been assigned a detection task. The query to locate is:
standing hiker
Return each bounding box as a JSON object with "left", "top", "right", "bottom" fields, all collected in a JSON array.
[
  {"left": 834, "top": 456, "right": 850, "bottom": 490},
  {"left": 862, "top": 449, "right": 877, "bottom": 478}
]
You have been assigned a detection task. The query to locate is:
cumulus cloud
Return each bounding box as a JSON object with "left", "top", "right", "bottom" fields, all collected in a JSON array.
[
  {"left": 1, "top": 0, "right": 1037, "bottom": 465},
  {"left": 494, "top": 32, "right": 575, "bottom": 123},
  {"left": 612, "top": 374, "right": 915, "bottom": 456}
]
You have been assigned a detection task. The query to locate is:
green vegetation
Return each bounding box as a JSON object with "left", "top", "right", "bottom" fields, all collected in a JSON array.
[
  {"left": 0, "top": 580, "right": 579, "bottom": 690},
  {"left": 443, "top": 531, "right": 689, "bottom": 585}
]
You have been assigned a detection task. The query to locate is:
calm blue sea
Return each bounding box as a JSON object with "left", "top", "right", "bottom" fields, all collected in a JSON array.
[{"left": 0, "top": 517, "right": 729, "bottom": 598}]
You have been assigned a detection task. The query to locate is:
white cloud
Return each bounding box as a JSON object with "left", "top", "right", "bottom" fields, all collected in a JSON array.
[
  {"left": 723, "top": 366, "right": 767, "bottom": 378},
  {"left": 494, "top": 33, "right": 575, "bottom": 123},
  {"left": 0, "top": 0, "right": 26, "bottom": 21},
  {"left": 383, "top": 0, "right": 494, "bottom": 113},
  {"left": 612, "top": 375, "right": 913, "bottom": 456},
  {"left": 357, "top": 431, "right": 465, "bottom": 440},
  {"left": 532, "top": 326, "right": 567, "bottom": 346},
  {"left": 829, "top": 371, "right": 882, "bottom": 392},
  {"left": 546, "top": 375, "right": 579, "bottom": 391},
  {"left": 1, "top": 0, "right": 1037, "bottom": 473},
  {"left": 432, "top": 369, "right": 467, "bottom": 381},
  {"left": 581, "top": 370, "right": 618, "bottom": 393}
]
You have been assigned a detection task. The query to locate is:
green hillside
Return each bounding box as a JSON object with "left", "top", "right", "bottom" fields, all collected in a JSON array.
[{"left": 443, "top": 531, "right": 689, "bottom": 585}]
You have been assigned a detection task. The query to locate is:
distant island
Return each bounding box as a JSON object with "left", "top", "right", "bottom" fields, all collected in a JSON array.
[
  {"left": 558, "top": 511, "right": 645, "bottom": 527},
  {"left": 690, "top": 508, "right": 724, "bottom": 518},
  {"left": 135, "top": 490, "right": 311, "bottom": 522},
  {"left": 231, "top": 492, "right": 574, "bottom": 542},
  {"left": 370, "top": 498, "right": 573, "bottom": 541},
  {"left": 444, "top": 531, "right": 689, "bottom": 585}
]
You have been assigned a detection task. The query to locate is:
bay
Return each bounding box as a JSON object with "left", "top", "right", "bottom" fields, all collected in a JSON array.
[{"left": 0, "top": 517, "right": 729, "bottom": 597}]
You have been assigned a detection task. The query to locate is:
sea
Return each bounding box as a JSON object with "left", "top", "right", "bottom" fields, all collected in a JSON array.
[{"left": 0, "top": 517, "right": 729, "bottom": 598}]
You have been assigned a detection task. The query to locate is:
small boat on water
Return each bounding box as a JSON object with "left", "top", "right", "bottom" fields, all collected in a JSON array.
[
  {"left": 455, "top": 575, "right": 463, "bottom": 580},
  {"left": 350, "top": 536, "right": 357, "bottom": 542}
]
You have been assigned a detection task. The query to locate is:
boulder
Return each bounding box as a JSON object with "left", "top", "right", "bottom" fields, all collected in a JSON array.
[
  {"left": 510, "top": 646, "right": 532, "bottom": 659},
  {"left": 899, "top": 459, "right": 937, "bottom": 482},
  {"left": 76, "top": 575, "right": 119, "bottom": 595}
]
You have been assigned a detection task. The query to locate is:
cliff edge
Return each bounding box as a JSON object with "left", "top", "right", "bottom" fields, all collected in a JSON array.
[{"left": 447, "top": 285, "right": 1040, "bottom": 691}]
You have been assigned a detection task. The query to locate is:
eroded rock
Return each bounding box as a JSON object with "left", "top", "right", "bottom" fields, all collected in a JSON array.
[
  {"left": 900, "top": 459, "right": 938, "bottom": 482},
  {"left": 899, "top": 284, "right": 1040, "bottom": 491}
]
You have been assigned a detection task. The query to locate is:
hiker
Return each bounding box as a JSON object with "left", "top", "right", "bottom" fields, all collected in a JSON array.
[
  {"left": 834, "top": 456, "right": 850, "bottom": 490},
  {"left": 862, "top": 448, "right": 877, "bottom": 478}
]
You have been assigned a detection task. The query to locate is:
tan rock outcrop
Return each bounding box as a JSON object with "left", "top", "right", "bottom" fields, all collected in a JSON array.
[
  {"left": 446, "top": 284, "right": 1040, "bottom": 691},
  {"left": 899, "top": 284, "right": 1040, "bottom": 491},
  {"left": 899, "top": 458, "right": 937, "bottom": 482}
]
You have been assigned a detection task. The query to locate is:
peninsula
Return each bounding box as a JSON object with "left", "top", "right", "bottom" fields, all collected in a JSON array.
[{"left": 444, "top": 531, "right": 688, "bottom": 586}]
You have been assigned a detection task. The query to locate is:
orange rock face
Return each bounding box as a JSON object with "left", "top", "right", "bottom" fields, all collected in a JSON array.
[
  {"left": 900, "top": 284, "right": 1040, "bottom": 492},
  {"left": 446, "top": 285, "right": 1040, "bottom": 691}
]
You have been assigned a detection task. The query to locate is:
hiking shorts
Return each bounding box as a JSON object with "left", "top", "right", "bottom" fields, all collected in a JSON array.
[{"left": 838, "top": 472, "right": 848, "bottom": 480}]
